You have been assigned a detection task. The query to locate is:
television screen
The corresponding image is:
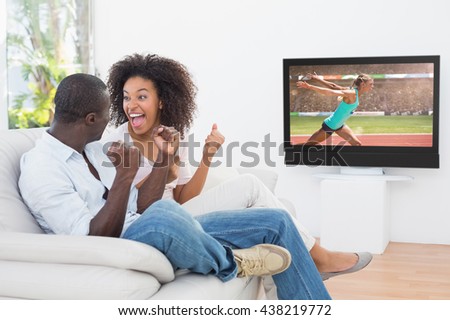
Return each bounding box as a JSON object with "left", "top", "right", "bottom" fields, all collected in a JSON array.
[{"left": 283, "top": 55, "right": 440, "bottom": 169}]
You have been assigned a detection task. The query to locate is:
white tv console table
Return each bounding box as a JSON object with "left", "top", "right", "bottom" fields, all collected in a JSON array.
[{"left": 314, "top": 168, "right": 413, "bottom": 254}]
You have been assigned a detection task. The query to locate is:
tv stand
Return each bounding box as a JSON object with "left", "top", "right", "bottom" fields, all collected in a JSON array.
[
  {"left": 339, "top": 167, "right": 384, "bottom": 175},
  {"left": 314, "top": 169, "right": 413, "bottom": 254}
]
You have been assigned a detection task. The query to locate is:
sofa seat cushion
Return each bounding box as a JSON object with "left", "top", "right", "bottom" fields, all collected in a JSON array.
[
  {"left": 0, "top": 260, "right": 161, "bottom": 299},
  {"left": 152, "top": 271, "right": 262, "bottom": 300},
  {"left": 0, "top": 232, "right": 175, "bottom": 282},
  {"left": 0, "top": 232, "right": 176, "bottom": 299}
]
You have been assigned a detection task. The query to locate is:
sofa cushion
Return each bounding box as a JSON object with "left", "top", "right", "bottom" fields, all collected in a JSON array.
[
  {"left": 0, "top": 128, "right": 45, "bottom": 233},
  {"left": 152, "top": 272, "right": 262, "bottom": 300},
  {"left": 0, "top": 232, "right": 175, "bottom": 283},
  {"left": 0, "top": 260, "right": 162, "bottom": 299},
  {"left": 0, "top": 232, "right": 175, "bottom": 299}
]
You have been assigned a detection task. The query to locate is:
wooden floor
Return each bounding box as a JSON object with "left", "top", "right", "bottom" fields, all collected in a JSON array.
[{"left": 324, "top": 242, "right": 450, "bottom": 300}]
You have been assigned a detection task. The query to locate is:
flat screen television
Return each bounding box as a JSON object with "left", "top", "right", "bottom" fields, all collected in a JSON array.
[{"left": 283, "top": 55, "right": 440, "bottom": 169}]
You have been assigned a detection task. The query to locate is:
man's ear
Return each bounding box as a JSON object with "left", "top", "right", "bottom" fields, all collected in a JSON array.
[{"left": 85, "top": 112, "right": 96, "bottom": 126}]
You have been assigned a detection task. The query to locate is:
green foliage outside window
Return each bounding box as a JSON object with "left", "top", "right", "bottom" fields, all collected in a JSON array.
[{"left": 7, "top": 0, "right": 92, "bottom": 128}]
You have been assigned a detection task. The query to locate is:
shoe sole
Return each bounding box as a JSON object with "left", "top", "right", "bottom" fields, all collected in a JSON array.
[
  {"left": 257, "top": 244, "right": 292, "bottom": 275},
  {"left": 320, "top": 252, "right": 373, "bottom": 281}
]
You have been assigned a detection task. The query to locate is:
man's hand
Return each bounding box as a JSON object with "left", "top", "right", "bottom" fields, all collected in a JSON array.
[
  {"left": 107, "top": 140, "right": 140, "bottom": 181},
  {"left": 152, "top": 125, "right": 180, "bottom": 166},
  {"left": 203, "top": 123, "right": 225, "bottom": 165}
]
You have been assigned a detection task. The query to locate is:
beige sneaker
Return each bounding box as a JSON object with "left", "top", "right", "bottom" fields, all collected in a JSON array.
[{"left": 233, "top": 244, "right": 292, "bottom": 278}]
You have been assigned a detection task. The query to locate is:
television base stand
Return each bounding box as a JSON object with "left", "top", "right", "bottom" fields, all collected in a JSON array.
[
  {"left": 314, "top": 170, "right": 413, "bottom": 254},
  {"left": 340, "top": 167, "right": 384, "bottom": 176}
]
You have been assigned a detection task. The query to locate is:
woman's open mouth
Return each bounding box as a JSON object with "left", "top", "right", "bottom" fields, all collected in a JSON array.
[{"left": 129, "top": 113, "right": 145, "bottom": 127}]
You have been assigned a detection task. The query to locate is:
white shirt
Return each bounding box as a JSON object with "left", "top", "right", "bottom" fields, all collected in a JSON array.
[
  {"left": 103, "top": 123, "right": 192, "bottom": 200},
  {"left": 19, "top": 131, "right": 140, "bottom": 236}
]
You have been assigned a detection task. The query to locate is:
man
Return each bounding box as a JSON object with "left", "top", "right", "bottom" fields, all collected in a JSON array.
[{"left": 19, "top": 73, "right": 331, "bottom": 300}]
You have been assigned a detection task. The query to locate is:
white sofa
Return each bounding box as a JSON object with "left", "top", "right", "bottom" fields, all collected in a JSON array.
[{"left": 0, "top": 128, "right": 295, "bottom": 300}]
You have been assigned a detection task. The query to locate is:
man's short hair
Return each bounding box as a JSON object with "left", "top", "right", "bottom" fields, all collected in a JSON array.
[{"left": 53, "top": 73, "right": 108, "bottom": 123}]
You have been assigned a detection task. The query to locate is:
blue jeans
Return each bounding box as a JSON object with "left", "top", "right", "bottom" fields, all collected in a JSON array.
[{"left": 123, "top": 199, "right": 331, "bottom": 300}]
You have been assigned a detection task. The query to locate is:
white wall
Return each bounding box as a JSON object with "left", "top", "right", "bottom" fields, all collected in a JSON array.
[{"left": 94, "top": 0, "right": 450, "bottom": 245}]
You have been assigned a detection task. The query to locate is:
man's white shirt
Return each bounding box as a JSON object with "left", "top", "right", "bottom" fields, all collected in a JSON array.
[{"left": 19, "top": 131, "right": 140, "bottom": 236}]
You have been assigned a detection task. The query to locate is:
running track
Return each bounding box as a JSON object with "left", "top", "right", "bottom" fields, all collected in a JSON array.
[{"left": 290, "top": 134, "right": 432, "bottom": 147}]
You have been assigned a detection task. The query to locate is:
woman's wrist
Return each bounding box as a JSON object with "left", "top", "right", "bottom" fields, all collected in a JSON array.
[{"left": 201, "top": 151, "right": 215, "bottom": 167}]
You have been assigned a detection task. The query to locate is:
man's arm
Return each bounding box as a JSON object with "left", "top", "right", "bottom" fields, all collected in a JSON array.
[
  {"left": 19, "top": 142, "right": 139, "bottom": 237},
  {"left": 89, "top": 143, "right": 140, "bottom": 237},
  {"left": 135, "top": 126, "right": 179, "bottom": 213}
]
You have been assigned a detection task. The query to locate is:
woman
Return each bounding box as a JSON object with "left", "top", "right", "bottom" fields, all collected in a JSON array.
[
  {"left": 104, "top": 53, "right": 372, "bottom": 284},
  {"left": 297, "top": 73, "right": 374, "bottom": 146},
  {"left": 106, "top": 53, "right": 221, "bottom": 203}
]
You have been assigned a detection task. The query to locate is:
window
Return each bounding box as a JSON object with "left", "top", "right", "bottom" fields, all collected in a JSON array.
[
  {"left": 1, "top": 1, "right": 7, "bottom": 129},
  {"left": 2, "top": 0, "right": 93, "bottom": 129}
]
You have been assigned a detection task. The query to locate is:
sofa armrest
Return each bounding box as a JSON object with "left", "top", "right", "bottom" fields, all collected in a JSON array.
[{"left": 0, "top": 232, "right": 174, "bottom": 283}]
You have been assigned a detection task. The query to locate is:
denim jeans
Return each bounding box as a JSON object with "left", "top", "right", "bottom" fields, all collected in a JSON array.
[
  {"left": 123, "top": 199, "right": 331, "bottom": 300},
  {"left": 182, "top": 174, "right": 316, "bottom": 250}
]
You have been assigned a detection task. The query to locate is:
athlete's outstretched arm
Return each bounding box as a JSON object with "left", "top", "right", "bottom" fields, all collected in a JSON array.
[
  {"left": 306, "top": 73, "right": 348, "bottom": 90},
  {"left": 297, "top": 81, "right": 354, "bottom": 98}
]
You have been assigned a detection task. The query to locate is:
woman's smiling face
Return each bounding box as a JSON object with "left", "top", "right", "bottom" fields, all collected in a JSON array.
[{"left": 123, "top": 76, "right": 161, "bottom": 135}]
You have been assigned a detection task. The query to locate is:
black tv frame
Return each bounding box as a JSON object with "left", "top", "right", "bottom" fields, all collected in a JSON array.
[{"left": 283, "top": 55, "right": 440, "bottom": 169}]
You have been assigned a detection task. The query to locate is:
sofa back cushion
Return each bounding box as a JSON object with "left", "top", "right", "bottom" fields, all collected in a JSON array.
[{"left": 0, "top": 128, "right": 45, "bottom": 233}]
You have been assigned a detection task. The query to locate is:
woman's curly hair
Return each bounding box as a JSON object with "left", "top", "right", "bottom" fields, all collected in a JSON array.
[{"left": 107, "top": 53, "right": 197, "bottom": 137}]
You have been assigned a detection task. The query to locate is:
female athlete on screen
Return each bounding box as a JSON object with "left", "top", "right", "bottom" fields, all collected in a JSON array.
[{"left": 296, "top": 73, "right": 374, "bottom": 146}]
